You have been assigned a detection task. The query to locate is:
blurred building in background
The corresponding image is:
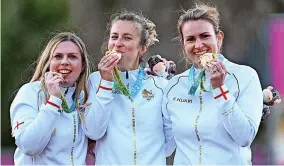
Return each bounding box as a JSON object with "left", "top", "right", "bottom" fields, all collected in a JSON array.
[{"left": 2, "top": 0, "right": 284, "bottom": 165}]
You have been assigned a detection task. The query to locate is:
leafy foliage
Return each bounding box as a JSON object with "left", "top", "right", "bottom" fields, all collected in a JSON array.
[{"left": 1, "top": 0, "right": 72, "bottom": 147}]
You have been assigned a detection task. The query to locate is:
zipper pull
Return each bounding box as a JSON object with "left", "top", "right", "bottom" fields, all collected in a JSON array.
[
  {"left": 126, "top": 71, "right": 129, "bottom": 79},
  {"left": 126, "top": 71, "right": 129, "bottom": 89},
  {"left": 64, "top": 88, "right": 69, "bottom": 95}
]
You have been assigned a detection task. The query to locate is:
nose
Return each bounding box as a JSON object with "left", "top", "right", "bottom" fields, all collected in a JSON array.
[
  {"left": 194, "top": 38, "right": 204, "bottom": 49},
  {"left": 61, "top": 55, "right": 70, "bottom": 65},
  {"left": 114, "top": 38, "right": 123, "bottom": 47}
]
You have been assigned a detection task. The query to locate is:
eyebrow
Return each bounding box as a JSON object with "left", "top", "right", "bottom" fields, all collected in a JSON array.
[
  {"left": 53, "top": 52, "right": 79, "bottom": 55},
  {"left": 199, "top": 32, "right": 210, "bottom": 35},
  {"left": 185, "top": 32, "right": 210, "bottom": 38},
  {"left": 110, "top": 32, "right": 134, "bottom": 36}
]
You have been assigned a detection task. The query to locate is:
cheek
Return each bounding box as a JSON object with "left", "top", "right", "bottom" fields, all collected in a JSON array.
[
  {"left": 126, "top": 44, "right": 139, "bottom": 56},
  {"left": 75, "top": 62, "right": 83, "bottom": 73},
  {"left": 49, "top": 61, "right": 58, "bottom": 71},
  {"left": 107, "top": 40, "right": 114, "bottom": 49},
  {"left": 209, "top": 39, "right": 219, "bottom": 51},
  {"left": 184, "top": 44, "right": 193, "bottom": 54},
  {"left": 69, "top": 60, "right": 83, "bottom": 74},
  {"left": 210, "top": 43, "right": 218, "bottom": 53},
  {"left": 127, "top": 43, "right": 136, "bottom": 51},
  {"left": 183, "top": 45, "right": 198, "bottom": 61}
]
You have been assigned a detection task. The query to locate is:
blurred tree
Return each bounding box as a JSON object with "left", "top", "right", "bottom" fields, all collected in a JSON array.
[{"left": 1, "top": 0, "right": 72, "bottom": 147}]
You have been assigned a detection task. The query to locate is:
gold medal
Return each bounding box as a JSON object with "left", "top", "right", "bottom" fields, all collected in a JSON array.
[{"left": 199, "top": 53, "right": 217, "bottom": 67}]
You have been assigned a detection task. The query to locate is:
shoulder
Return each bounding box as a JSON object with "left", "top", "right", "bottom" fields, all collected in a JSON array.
[
  {"left": 227, "top": 60, "right": 257, "bottom": 75},
  {"left": 226, "top": 61, "right": 259, "bottom": 82},
  {"left": 15, "top": 81, "right": 42, "bottom": 99},
  {"left": 224, "top": 60, "right": 261, "bottom": 96},
  {"left": 164, "top": 70, "right": 188, "bottom": 90},
  {"left": 144, "top": 75, "right": 168, "bottom": 89},
  {"left": 88, "top": 71, "right": 102, "bottom": 88},
  {"left": 11, "top": 81, "right": 42, "bottom": 110},
  {"left": 89, "top": 71, "right": 101, "bottom": 82}
]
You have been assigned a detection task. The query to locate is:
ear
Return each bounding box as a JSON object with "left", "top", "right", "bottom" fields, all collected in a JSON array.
[
  {"left": 217, "top": 31, "right": 224, "bottom": 51},
  {"left": 138, "top": 46, "right": 148, "bottom": 57}
]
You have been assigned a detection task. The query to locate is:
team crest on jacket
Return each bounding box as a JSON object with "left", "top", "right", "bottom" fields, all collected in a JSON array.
[{"left": 142, "top": 89, "right": 154, "bottom": 100}]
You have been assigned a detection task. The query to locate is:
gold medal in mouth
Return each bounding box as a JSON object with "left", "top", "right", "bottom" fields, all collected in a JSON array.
[
  {"left": 199, "top": 53, "right": 217, "bottom": 67},
  {"left": 106, "top": 50, "right": 122, "bottom": 60}
]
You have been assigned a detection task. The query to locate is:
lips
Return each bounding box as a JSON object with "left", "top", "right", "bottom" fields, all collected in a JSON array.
[
  {"left": 194, "top": 50, "right": 208, "bottom": 55},
  {"left": 57, "top": 69, "right": 71, "bottom": 74}
]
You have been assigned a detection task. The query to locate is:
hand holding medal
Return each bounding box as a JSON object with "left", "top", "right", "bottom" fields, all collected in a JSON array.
[
  {"left": 199, "top": 53, "right": 227, "bottom": 89},
  {"left": 44, "top": 71, "right": 76, "bottom": 113},
  {"left": 100, "top": 50, "right": 145, "bottom": 100},
  {"left": 98, "top": 50, "right": 121, "bottom": 81},
  {"left": 105, "top": 50, "right": 130, "bottom": 96},
  {"left": 189, "top": 53, "right": 226, "bottom": 95},
  {"left": 44, "top": 71, "right": 65, "bottom": 97}
]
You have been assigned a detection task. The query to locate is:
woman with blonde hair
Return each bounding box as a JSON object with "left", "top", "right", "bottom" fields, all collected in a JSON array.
[
  {"left": 163, "top": 3, "right": 264, "bottom": 164},
  {"left": 84, "top": 11, "right": 174, "bottom": 165},
  {"left": 84, "top": 8, "right": 280, "bottom": 165},
  {"left": 10, "top": 32, "right": 91, "bottom": 165}
]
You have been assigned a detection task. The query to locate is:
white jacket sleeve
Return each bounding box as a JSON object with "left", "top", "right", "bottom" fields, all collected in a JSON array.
[
  {"left": 161, "top": 78, "right": 176, "bottom": 157},
  {"left": 10, "top": 84, "right": 62, "bottom": 156},
  {"left": 162, "top": 100, "right": 176, "bottom": 157},
  {"left": 84, "top": 73, "right": 114, "bottom": 140},
  {"left": 212, "top": 70, "right": 263, "bottom": 147}
]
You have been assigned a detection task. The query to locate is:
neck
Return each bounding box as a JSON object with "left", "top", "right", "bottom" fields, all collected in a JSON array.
[{"left": 118, "top": 60, "right": 139, "bottom": 72}]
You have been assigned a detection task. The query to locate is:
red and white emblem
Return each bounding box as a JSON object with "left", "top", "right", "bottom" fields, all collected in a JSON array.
[
  {"left": 214, "top": 85, "right": 229, "bottom": 100},
  {"left": 14, "top": 121, "right": 24, "bottom": 130}
]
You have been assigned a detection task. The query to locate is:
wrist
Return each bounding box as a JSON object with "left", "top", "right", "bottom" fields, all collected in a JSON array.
[
  {"left": 96, "top": 79, "right": 114, "bottom": 94},
  {"left": 211, "top": 84, "right": 220, "bottom": 90},
  {"left": 49, "top": 92, "right": 61, "bottom": 98},
  {"left": 46, "top": 95, "right": 62, "bottom": 111},
  {"left": 100, "top": 71, "right": 114, "bottom": 82}
]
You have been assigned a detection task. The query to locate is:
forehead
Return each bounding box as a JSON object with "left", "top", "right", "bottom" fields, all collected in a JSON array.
[
  {"left": 110, "top": 20, "right": 141, "bottom": 36},
  {"left": 53, "top": 41, "right": 80, "bottom": 53},
  {"left": 181, "top": 19, "right": 215, "bottom": 36}
]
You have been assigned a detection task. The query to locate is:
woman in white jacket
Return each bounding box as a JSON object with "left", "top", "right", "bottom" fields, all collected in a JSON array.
[
  {"left": 84, "top": 9, "right": 279, "bottom": 165},
  {"left": 84, "top": 11, "right": 174, "bottom": 165},
  {"left": 163, "top": 3, "right": 264, "bottom": 165},
  {"left": 10, "top": 32, "right": 91, "bottom": 165}
]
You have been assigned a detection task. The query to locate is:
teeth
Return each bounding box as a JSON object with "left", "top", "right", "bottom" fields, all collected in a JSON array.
[
  {"left": 194, "top": 51, "right": 207, "bottom": 55},
  {"left": 58, "top": 70, "right": 71, "bottom": 74}
]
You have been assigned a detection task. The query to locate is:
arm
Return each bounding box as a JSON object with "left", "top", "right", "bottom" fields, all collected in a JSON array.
[
  {"left": 161, "top": 79, "right": 176, "bottom": 157},
  {"left": 162, "top": 105, "right": 176, "bottom": 157},
  {"left": 10, "top": 85, "right": 62, "bottom": 156},
  {"left": 84, "top": 73, "right": 114, "bottom": 140},
  {"left": 213, "top": 71, "right": 263, "bottom": 147}
]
